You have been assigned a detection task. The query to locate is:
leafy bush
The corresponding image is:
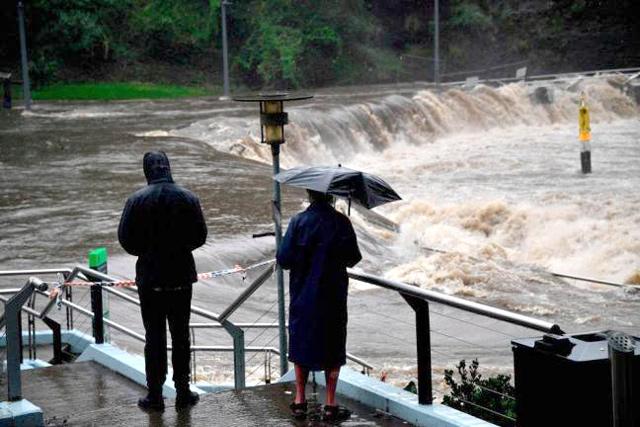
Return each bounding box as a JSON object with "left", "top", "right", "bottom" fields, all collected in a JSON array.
[
  {"left": 29, "top": 53, "right": 60, "bottom": 87},
  {"left": 130, "top": 0, "right": 219, "bottom": 61},
  {"left": 31, "top": 0, "right": 132, "bottom": 63},
  {"left": 443, "top": 359, "right": 516, "bottom": 427},
  {"left": 234, "top": 0, "right": 375, "bottom": 88}
]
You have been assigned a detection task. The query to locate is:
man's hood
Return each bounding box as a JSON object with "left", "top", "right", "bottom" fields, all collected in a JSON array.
[{"left": 143, "top": 151, "right": 174, "bottom": 184}]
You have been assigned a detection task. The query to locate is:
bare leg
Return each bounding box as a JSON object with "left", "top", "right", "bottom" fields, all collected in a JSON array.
[
  {"left": 294, "top": 364, "right": 310, "bottom": 404},
  {"left": 325, "top": 367, "right": 340, "bottom": 407}
]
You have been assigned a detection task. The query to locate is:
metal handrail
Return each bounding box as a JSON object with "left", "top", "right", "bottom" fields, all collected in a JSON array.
[
  {"left": 1, "top": 265, "right": 375, "bottom": 387},
  {"left": 0, "top": 295, "right": 40, "bottom": 317},
  {"left": 0, "top": 268, "right": 72, "bottom": 277},
  {"left": 2, "top": 277, "right": 48, "bottom": 400},
  {"left": 551, "top": 272, "right": 627, "bottom": 288},
  {"left": 346, "top": 268, "right": 564, "bottom": 405},
  {"left": 347, "top": 269, "right": 562, "bottom": 334},
  {"left": 0, "top": 288, "right": 23, "bottom": 295},
  {"left": 190, "top": 322, "right": 284, "bottom": 329},
  {"left": 218, "top": 264, "right": 276, "bottom": 323},
  {"left": 1, "top": 265, "right": 380, "bottom": 385},
  {"left": 439, "top": 66, "right": 640, "bottom": 87},
  {"left": 2, "top": 291, "right": 377, "bottom": 372},
  {"left": 418, "top": 245, "right": 631, "bottom": 290},
  {"left": 434, "top": 67, "right": 640, "bottom": 91}
]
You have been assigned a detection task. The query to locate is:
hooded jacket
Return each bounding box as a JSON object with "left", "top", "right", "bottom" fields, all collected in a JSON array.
[{"left": 118, "top": 151, "right": 208, "bottom": 289}]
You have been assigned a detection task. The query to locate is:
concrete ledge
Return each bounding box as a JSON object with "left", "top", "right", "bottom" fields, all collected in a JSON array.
[
  {"left": 20, "top": 359, "right": 51, "bottom": 371},
  {"left": 0, "top": 330, "right": 94, "bottom": 354},
  {"left": 61, "top": 330, "right": 95, "bottom": 354},
  {"left": 77, "top": 343, "right": 208, "bottom": 399},
  {"left": 280, "top": 367, "right": 496, "bottom": 427},
  {"left": 1, "top": 359, "right": 52, "bottom": 372},
  {"left": 0, "top": 399, "right": 44, "bottom": 427},
  {"left": 194, "top": 383, "right": 233, "bottom": 393}
]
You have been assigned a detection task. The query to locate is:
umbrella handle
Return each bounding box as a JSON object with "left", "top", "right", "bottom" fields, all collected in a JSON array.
[
  {"left": 252, "top": 232, "right": 276, "bottom": 238},
  {"left": 348, "top": 197, "right": 351, "bottom": 216}
]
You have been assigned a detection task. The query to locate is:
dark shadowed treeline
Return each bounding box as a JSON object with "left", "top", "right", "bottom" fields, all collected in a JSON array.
[{"left": 0, "top": 0, "right": 638, "bottom": 89}]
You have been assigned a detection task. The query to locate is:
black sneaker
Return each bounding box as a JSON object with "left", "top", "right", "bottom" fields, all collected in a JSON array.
[
  {"left": 138, "top": 394, "right": 165, "bottom": 411},
  {"left": 175, "top": 390, "right": 200, "bottom": 408},
  {"left": 322, "top": 405, "right": 351, "bottom": 423},
  {"left": 289, "top": 401, "right": 308, "bottom": 420}
]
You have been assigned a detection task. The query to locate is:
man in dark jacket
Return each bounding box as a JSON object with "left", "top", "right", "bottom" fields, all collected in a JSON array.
[
  {"left": 118, "top": 151, "right": 207, "bottom": 411},
  {"left": 277, "top": 190, "right": 362, "bottom": 422}
]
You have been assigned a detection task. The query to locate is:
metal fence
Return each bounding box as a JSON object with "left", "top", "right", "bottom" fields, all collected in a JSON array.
[
  {"left": 0, "top": 265, "right": 373, "bottom": 395},
  {"left": 2, "top": 263, "right": 630, "bottom": 421}
]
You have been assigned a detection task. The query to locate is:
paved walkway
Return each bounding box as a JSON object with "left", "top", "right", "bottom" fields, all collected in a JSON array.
[{"left": 2, "top": 362, "right": 412, "bottom": 426}]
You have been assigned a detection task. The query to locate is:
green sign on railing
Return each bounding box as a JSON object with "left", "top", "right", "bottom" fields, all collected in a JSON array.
[{"left": 88, "top": 247, "right": 108, "bottom": 271}]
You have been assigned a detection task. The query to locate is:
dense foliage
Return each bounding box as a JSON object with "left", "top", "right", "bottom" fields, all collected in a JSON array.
[
  {"left": 1, "top": 0, "right": 638, "bottom": 89},
  {"left": 443, "top": 359, "right": 516, "bottom": 427}
]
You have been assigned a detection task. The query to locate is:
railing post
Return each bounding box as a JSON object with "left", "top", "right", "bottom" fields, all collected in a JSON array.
[
  {"left": 90, "top": 285, "right": 104, "bottom": 344},
  {"left": 401, "top": 294, "right": 433, "bottom": 405},
  {"left": 5, "top": 278, "right": 47, "bottom": 401},
  {"left": 608, "top": 332, "right": 635, "bottom": 427},
  {"left": 6, "top": 303, "right": 23, "bottom": 401},
  {"left": 65, "top": 285, "right": 74, "bottom": 330},
  {"left": 17, "top": 310, "right": 23, "bottom": 365},
  {"left": 42, "top": 317, "right": 63, "bottom": 364},
  {"left": 221, "top": 321, "right": 246, "bottom": 390},
  {"left": 89, "top": 248, "right": 109, "bottom": 342},
  {"left": 232, "top": 329, "right": 246, "bottom": 390},
  {"left": 2, "top": 74, "right": 11, "bottom": 109}
]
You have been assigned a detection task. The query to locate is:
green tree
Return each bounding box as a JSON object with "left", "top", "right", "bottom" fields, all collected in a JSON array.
[
  {"left": 130, "top": 0, "right": 219, "bottom": 62},
  {"left": 31, "top": 0, "right": 132, "bottom": 62},
  {"left": 233, "top": 0, "right": 375, "bottom": 88}
]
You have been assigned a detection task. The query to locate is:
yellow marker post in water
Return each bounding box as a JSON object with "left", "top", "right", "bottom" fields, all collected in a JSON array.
[
  {"left": 578, "top": 94, "right": 592, "bottom": 173},
  {"left": 579, "top": 102, "right": 591, "bottom": 142}
]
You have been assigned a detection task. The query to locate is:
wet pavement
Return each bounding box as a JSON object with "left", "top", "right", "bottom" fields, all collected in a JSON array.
[
  {"left": 64, "top": 382, "right": 412, "bottom": 426},
  {"left": 0, "top": 361, "right": 144, "bottom": 424},
  {"left": 1, "top": 361, "right": 411, "bottom": 426}
]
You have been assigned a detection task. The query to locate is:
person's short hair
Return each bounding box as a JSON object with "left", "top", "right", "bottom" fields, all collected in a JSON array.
[{"left": 307, "top": 189, "right": 333, "bottom": 204}]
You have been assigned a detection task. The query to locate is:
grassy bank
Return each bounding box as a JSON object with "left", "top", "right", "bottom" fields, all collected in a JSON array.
[{"left": 15, "top": 82, "right": 216, "bottom": 101}]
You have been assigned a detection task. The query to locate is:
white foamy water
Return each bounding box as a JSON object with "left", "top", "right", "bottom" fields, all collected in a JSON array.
[
  {"left": 2, "top": 75, "right": 639, "bottom": 389},
  {"left": 172, "top": 76, "right": 640, "bottom": 296}
]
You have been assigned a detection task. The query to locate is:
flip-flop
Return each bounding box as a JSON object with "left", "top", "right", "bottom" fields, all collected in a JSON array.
[
  {"left": 290, "top": 401, "right": 308, "bottom": 420},
  {"left": 322, "top": 405, "right": 352, "bottom": 423}
]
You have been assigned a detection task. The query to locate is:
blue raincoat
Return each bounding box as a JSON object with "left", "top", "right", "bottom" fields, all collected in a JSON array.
[{"left": 277, "top": 201, "right": 362, "bottom": 370}]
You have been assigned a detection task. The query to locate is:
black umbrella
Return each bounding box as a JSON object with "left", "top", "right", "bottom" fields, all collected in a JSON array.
[{"left": 274, "top": 165, "right": 401, "bottom": 210}]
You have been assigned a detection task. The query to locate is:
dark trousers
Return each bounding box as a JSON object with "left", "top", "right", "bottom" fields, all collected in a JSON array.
[{"left": 138, "top": 286, "right": 193, "bottom": 394}]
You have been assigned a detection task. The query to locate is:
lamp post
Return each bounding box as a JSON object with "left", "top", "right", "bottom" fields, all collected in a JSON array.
[
  {"left": 220, "top": 0, "right": 231, "bottom": 99},
  {"left": 433, "top": 0, "right": 440, "bottom": 86},
  {"left": 17, "top": 0, "right": 31, "bottom": 110},
  {"left": 233, "top": 92, "right": 313, "bottom": 376}
]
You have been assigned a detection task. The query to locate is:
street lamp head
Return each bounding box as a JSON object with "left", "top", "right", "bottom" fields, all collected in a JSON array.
[{"left": 233, "top": 92, "right": 313, "bottom": 145}]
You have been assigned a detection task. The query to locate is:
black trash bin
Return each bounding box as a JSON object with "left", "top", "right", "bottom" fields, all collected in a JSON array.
[{"left": 512, "top": 331, "right": 639, "bottom": 427}]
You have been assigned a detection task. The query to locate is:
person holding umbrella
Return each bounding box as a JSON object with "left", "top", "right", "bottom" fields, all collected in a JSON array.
[
  {"left": 277, "top": 189, "right": 362, "bottom": 422},
  {"left": 275, "top": 165, "right": 400, "bottom": 422}
]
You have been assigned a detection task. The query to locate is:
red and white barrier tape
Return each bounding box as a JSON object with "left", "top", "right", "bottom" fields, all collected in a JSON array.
[{"left": 48, "top": 259, "right": 275, "bottom": 301}]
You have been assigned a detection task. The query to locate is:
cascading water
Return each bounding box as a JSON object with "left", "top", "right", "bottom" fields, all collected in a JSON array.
[
  {"left": 171, "top": 75, "right": 639, "bottom": 293},
  {"left": 172, "top": 75, "right": 637, "bottom": 166},
  {"left": 1, "top": 74, "right": 638, "bottom": 387}
]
